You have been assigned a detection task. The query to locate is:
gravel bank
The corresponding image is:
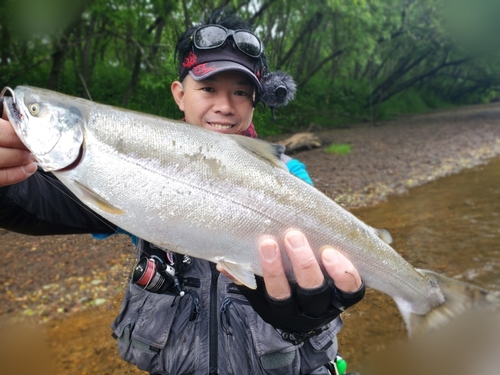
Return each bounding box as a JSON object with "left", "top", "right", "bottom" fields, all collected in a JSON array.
[{"left": 294, "top": 103, "right": 500, "bottom": 209}]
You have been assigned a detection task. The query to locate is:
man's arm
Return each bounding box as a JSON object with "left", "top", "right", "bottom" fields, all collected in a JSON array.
[{"left": 0, "top": 169, "right": 117, "bottom": 235}]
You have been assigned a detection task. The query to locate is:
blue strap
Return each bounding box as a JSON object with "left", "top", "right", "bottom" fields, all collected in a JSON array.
[
  {"left": 286, "top": 158, "right": 314, "bottom": 186},
  {"left": 92, "top": 227, "right": 138, "bottom": 245}
]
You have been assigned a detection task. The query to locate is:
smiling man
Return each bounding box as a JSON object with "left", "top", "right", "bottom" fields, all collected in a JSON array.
[
  {"left": 172, "top": 70, "right": 256, "bottom": 134},
  {"left": 0, "top": 9, "right": 364, "bottom": 375}
]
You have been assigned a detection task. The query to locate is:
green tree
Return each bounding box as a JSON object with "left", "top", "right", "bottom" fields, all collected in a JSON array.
[{"left": 2, "top": 0, "right": 500, "bottom": 132}]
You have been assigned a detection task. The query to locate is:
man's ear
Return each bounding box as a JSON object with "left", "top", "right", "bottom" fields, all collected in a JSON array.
[{"left": 171, "top": 80, "right": 185, "bottom": 111}]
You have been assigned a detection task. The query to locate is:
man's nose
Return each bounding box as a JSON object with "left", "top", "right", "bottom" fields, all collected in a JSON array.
[{"left": 213, "top": 93, "right": 235, "bottom": 115}]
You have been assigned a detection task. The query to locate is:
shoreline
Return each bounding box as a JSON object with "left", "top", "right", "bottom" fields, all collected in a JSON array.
[{"left": 290, "top": 102, "right": 500, "bottom": 210}]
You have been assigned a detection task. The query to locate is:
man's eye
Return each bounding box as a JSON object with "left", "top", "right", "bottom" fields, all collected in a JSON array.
[
  {"left": 235, "top": 90, "right": 250, "bottom": 96},
  {"left": 201, "top": 87, "right": 215, "bottom": 92}
]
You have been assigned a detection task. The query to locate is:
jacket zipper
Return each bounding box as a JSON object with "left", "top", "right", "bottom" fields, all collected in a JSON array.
[{"left": 208, "top": 263, "right": 219, "bottom": 375}]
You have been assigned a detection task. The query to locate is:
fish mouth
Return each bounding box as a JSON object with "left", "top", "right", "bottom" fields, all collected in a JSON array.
[
  {"left": 1, "top": 89, "right": 23, "bottom": 126},
  {"left": 2, "top": 94, "right": 28, "bottom": 141},
  {"left": 2, "top": 90, "right": 60, "bottom": 158},
  {"left": 0, "top": 86, "right": 16, "bottom": 103},
  {"left": 2, "top": 85, "right": 85, "bottom": 172}
]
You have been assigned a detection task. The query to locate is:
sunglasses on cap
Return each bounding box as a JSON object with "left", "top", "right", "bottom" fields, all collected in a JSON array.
[{"left": 192, "top": 25, "right": 263, "bottom": 58}]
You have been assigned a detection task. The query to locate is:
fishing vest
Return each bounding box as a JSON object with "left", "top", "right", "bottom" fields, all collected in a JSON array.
[
  {"left": 111, "top": 152, "right": 341, "bottom": 374},
  {"left": 111, "top": 238, "right": 342, "bottom": 375}
]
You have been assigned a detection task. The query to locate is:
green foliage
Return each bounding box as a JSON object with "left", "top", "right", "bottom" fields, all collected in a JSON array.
[
  {"left": 259, "top": 75, "right": 370, "bottom": 132},
  {"left": 324, "top": 143, "right": 352, "bottom": 155},
  {"left": 377, "top": 89, "right": 455, "bottom": 120},
  {"left": 2, "top": 0, "right": 500, "bottom": 137}
]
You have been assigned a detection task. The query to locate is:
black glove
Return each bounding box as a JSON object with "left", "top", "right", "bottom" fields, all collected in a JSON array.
[{"left": 237, "top": 276, "right": 365, "bottom": 344}]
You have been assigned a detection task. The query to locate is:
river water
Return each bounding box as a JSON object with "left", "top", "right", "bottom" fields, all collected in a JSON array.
[{"left": 338, "top": 157, "right": 500, "bottom": 372}]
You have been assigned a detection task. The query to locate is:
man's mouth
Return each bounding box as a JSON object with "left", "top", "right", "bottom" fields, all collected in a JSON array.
[{"left": 210, "top": 123, "right": 234, "bottom": 130}]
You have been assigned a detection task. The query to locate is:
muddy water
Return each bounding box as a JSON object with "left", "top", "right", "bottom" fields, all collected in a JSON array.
[{"left": 339, "top": 157, "right": 500, "bottom": 371}]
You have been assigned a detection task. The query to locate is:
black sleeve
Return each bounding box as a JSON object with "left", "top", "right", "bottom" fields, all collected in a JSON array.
[{"left": 0, "top": 169, "right": 117, "bottom": 235}]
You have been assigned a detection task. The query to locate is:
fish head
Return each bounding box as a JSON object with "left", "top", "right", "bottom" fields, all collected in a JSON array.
[{"left": 3, "top": 86, "right": 84, "bottom": 171}]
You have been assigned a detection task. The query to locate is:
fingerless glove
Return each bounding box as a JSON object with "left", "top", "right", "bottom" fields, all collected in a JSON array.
[{"left": 237, "top": 276, "right": 365, "bottom": 342}]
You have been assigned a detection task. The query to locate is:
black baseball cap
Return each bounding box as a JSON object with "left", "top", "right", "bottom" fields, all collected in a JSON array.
[{"left": 179, "top": 41, "right": 263, "bottom": 94}]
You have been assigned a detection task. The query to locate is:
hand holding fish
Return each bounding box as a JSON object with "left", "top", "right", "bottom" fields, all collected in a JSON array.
[
  {"left": 221, "top": 229, "right": 365, "bottom": 338},
  {"left": 0, "top": 107, "right": 37, "bottom": 186},
  {"left": 259, "top": 230, "right": 362, "bottom": 299}
]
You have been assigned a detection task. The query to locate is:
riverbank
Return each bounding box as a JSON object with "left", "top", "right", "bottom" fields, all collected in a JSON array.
[
  {"left": 1, "top": 102, "right": 500, "bottom": 374},
  {"left": 294, "top": 102, "right": 500, "bottom": 209}
]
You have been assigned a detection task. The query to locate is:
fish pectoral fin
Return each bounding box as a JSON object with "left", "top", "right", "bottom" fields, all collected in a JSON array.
[
  {"left": 218, "top": 259, "right": 257, "bottom": 290},
  {"left": 229, "top": 135, "right": 288, "bottom": 171},
  {"left": 73, "top": 180, "right": 125, "bottom": 215},
  {"left": 372, "top": 227, "right": 393, "bottom": 244}
]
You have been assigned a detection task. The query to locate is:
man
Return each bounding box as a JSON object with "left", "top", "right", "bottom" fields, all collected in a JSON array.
[{"left": 0, "top": 10, "right": 364, "bottom": 375}]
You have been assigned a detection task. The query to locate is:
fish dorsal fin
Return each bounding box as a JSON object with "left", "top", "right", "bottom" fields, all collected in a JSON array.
[
  {"left": 73, "top": 180, "right": 125, "bottom": 215},
  {"left": 229, "top": 135, "right": 288, "bottom": 171},
  {"left": 218, "top": 258, "right": 257, "bottom": 290},
  {"left": 373, "top": 227, "right": 393, "bottom": 244}
]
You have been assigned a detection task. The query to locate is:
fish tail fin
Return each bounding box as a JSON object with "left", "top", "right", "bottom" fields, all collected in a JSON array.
[{"left": 406, "top": 269, "right": 500, "bottom": 336}]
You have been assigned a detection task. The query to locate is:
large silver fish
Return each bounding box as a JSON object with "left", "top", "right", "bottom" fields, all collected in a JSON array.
[{"left": 3, "top": 86, "right": 498, "bottom": 335}]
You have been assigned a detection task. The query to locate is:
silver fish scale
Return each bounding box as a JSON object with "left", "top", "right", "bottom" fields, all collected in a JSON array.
[{"left": 13, "top": 86, "right": 443, "bottom": 316}]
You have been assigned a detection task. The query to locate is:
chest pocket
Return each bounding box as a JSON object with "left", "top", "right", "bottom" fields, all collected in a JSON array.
[
  {"left": 112, "top": 283, "right": 202, "bottom": 374},
  {"left": 220, "top": 283, "right": 341, "bottom": 375},
  {"left": 219, "top": 284, "right": 298, "bottom": 374}
]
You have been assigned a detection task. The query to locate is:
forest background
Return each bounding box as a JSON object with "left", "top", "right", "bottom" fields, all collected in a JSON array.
[{"left": 2, "top": 0, "right": 500, "bottom": 136}]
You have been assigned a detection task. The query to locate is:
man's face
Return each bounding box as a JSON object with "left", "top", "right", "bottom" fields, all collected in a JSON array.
[{"left": 171, "top": 70, "right": 255, "bottom": 134}]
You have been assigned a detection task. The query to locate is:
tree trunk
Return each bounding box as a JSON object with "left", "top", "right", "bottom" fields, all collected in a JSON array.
[
  {"left": 122, "top": 47, "right": 142, "bottom": 107},
  {"left": 46, "top": 42, "right": 68, "bottom": 90},
  {"left": 0, "top": 18, "right": 10, "bottom": 67},
  {"left": 80, "top": 13, "right": 96, "bottom": 98},
  {"left": 276, "top": 11, "right": 324, "bottom": 70}
]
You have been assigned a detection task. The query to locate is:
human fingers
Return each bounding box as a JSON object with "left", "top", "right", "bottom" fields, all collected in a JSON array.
[
  {"left": 0, "top": 117, "right": 36, "bottom": 186},
  {"left": 0, "top": 164, "right": 37, "bottom": 186},
  {"left": 283, "top": 230, "right": 324, "bottom": 289},
  {"left": 1, "top": 98, "right": 6, "bottom": 120},
  {"left": 321, "top": 247, "right": 362, "bottom": 293},
  {"left": 259, "top": 238, "right": 291, "bottom": 300},
  {"left": 0, "top": 118, "right": 28, "bottom": 150},
  {"left": 0, "top": 147, "right": 36, "bottom": 169}
]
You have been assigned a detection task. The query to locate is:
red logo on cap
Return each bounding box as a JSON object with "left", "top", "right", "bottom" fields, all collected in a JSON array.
[
  {"left": 192, "top": 64, "right": 217, "bottom": 76},
  {"left": 182, "top": 51, "right": 197, "bottom": 68}
]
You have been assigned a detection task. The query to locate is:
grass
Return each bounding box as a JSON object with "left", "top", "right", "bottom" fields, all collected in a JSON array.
[{"left": 324, "top": 143, "right": 352, "bottom": 155}]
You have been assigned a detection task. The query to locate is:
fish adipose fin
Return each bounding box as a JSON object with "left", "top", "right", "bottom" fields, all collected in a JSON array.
[
  {"left": 229, "top": 135, "right": 288, "bottom": 171},
  {"left": 73, "top": 180, "right": 125, "bottom": 215},
  {"left": 405, "top": 269, "right": 500, "bottom": 337},
  {"left": 218, "top": 259, "right": 257, "bottom": 290}
]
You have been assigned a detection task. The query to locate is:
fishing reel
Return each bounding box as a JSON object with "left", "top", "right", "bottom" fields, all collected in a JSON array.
[{"left": 132, "top": 255, "right": 184, "bottom": 296}]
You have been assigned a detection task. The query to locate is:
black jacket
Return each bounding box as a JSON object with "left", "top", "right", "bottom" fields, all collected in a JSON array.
[{"left": 0, "top": 169, "right": 116, "bottom": 235}]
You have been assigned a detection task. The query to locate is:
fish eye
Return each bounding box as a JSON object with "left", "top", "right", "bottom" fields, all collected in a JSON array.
[{"left": 28, "top": 103, "right": 40, "bottom": 116}]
